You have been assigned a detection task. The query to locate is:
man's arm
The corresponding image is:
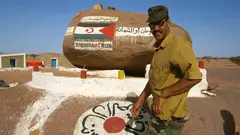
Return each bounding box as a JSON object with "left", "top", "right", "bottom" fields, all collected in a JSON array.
[
  {"left": 136, "top": 81, "right": 151, "bottom": 104},
  {"left": 130, "top": 81, "right": 152, "bottom": 116},
  {"left": 162, "top": 78, "right": 201, "bottom": 97},
  {"left": 162, "top": 44, "right": 202, "bottom": 98}
]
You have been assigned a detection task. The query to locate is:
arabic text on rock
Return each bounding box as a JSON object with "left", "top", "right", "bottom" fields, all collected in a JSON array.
[
  {"left": 116, "top": 27, "right": 152, "bottom": 36},
  {"left": 81, "top": 16, "right": 119, "bottom": 22}
]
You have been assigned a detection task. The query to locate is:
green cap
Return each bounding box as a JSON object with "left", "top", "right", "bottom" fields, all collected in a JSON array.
[{"left": 147, "top": 5, "right": 169, "bottom": 23}]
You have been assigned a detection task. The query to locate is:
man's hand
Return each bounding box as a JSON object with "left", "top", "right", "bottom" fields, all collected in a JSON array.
[
  {"left": 131, "top": 82, "right": 152, "bottom": 117},
  {"left": 151, "top": 96, "right": 166, "bottom": 115},
  {"left": 130, "top": 101, "right": 142, "bottom": 117}
]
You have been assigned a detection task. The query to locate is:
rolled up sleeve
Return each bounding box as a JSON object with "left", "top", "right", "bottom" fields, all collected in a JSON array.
[{"left": 171, "top": 46, "right": 202, "bottom": 80}]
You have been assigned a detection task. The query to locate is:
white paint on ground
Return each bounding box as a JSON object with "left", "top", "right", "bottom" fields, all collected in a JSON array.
[
  {"left": 74, "top": 100, "right": 151, "bottom": 135},
  {"left": 27, "top": 71, "right": 207, "bottom": 98},
  {"left": 188, "top": 68, "right": 209, "bottom": 97},
  {"left": 27, "top": 72, "right": 148, "bottom": 97},
  {"left": 15, "top": 67, "right": 209, "bottom": 135},
  {"left": 14, "top": 92, "right": 66, "bottom": 135}
]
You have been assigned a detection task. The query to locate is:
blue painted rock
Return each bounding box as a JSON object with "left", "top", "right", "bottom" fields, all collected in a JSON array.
[{"left": 62, "top": 5, "right": 191, "bottom": 76}]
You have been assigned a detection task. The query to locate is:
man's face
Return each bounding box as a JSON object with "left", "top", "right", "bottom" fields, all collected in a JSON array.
[{"left": 148, "top": 19, "right": 168, "bottom": 41}]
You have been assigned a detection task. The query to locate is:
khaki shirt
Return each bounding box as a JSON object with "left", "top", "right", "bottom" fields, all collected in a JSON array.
[
  {"left": 147, "top": 33, "right": 202, "bottom": 120},
  {"left": 148, "top": 32, "right": 201, "bottom": 96}
]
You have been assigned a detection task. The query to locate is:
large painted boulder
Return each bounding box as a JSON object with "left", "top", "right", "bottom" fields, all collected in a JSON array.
[
  {"left": 62, "top": 5, "right": 155, "bottom": 76},
  {"left": 62, "top": 4, "right": 191, "bottom": 76}
]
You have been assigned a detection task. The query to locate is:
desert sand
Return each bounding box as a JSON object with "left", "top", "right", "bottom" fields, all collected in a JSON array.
[{"left": 0, "top": 58, "right": 239, "bottom": 135}]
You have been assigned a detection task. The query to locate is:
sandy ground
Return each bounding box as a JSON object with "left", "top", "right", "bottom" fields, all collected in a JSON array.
[
  {"left": 0, "top": 71, "right": 43, "bottom": 135},
  {"left": 0, "top": 62, "right": 239, "bottom": 135}
]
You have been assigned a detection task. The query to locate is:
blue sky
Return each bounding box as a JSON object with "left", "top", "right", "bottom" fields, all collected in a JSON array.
[{"left": 0, "top": 0, "right": 239, "bottom": 57}]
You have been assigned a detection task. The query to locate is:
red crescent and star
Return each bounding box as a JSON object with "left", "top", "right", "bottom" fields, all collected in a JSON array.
[
  {"left": 84, "top": 24, "right": 116, "bottom": 40},
  {"left": 85, "top": 28, "right": 94, "bottom": 33}
]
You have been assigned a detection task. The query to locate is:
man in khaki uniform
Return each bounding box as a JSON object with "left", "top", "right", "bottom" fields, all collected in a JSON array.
[
  {"left": 152, "top": 21, "right": 192, "bottom": 48},
  {"left": 152, "top": 22, "right": 192, "bottom": 52},
  {"left": 130, "top": 5, "right": 202, "bottom": 135}
]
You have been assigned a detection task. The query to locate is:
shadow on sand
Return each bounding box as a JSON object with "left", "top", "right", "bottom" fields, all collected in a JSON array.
[{"left": 220, "top": 109, "right": 238, "bottom": 135}]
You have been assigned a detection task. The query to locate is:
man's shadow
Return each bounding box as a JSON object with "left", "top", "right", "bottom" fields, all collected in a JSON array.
[{"left": 221, "top": 109, "right": 236, "bottom": 135}]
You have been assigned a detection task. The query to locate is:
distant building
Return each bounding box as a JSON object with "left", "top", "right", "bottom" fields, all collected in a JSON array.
[{"left": 0, "top": 53, "right": 26, "bottom": 68}]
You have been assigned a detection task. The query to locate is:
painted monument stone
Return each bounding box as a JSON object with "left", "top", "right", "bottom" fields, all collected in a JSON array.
[
  {"left": 73, "top": 101, "right": 151, "bottom": 135},
  {"left": 62, "top": 12, "right": 155, "bottom": 75}
]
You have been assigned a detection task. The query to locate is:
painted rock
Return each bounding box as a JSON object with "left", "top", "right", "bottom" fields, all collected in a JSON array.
[{"left": 62, "top": 5, "right": 191, "bottom": 76}]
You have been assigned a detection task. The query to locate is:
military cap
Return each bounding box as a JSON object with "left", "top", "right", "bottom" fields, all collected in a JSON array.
[{"left": 147, "top": 5, "right": 169, "bottom": 23}]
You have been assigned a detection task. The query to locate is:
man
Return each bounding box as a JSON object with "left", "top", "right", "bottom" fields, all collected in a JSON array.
[
  {"left": 151, "top": 15, "right": 192, "bottom": 46},
  {"left": 130, "top": 5, "right": 202, "bottom": 135}
]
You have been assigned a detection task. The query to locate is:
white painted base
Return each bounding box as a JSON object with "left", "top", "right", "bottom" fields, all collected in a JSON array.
[{"left": 28, "top": 71, "right": 209, "bottom": 98}]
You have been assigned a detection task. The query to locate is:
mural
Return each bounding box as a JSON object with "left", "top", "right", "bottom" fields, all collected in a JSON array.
[
  {"left": 73, "top": 20, "right": 116, "bottom": 51},
  {"left": 74, "top": 23, "right": 116, "bottom": 40},
  {"left": 73, "top": 101, "right": 151, "bottom": 135}
]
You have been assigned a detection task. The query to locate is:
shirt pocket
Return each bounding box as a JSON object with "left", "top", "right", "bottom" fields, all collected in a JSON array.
[
  {"left": 151, "top": 67, "right": 169, "bottom": 86},
  {"left": 155, "top": 59, "right": 170, "bottom": 74}
]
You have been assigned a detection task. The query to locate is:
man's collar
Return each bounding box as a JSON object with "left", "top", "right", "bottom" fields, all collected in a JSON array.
[{"left": 153, "top": 32, "right": 173, "bottom": 51}]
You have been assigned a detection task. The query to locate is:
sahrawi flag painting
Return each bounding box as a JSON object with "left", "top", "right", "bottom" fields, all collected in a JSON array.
[{"left": 74, "top": 23, "right": 116, "bottom": 40}]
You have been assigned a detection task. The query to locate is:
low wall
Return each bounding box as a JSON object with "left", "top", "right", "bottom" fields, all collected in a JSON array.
[
  {"left": 29, "top": 72, "right": 148, "bottom": 97},
  {"left": 28, "top": 68, "right": 209, "bottom": 98}
]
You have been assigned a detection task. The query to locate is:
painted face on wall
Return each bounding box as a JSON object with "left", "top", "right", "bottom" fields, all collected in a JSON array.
[
  {"left": 148, "top": 19, "right": 168, "bottom": 42},
  {"left": 74, "top": 101, "right": 151, "bottom": 135}
]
